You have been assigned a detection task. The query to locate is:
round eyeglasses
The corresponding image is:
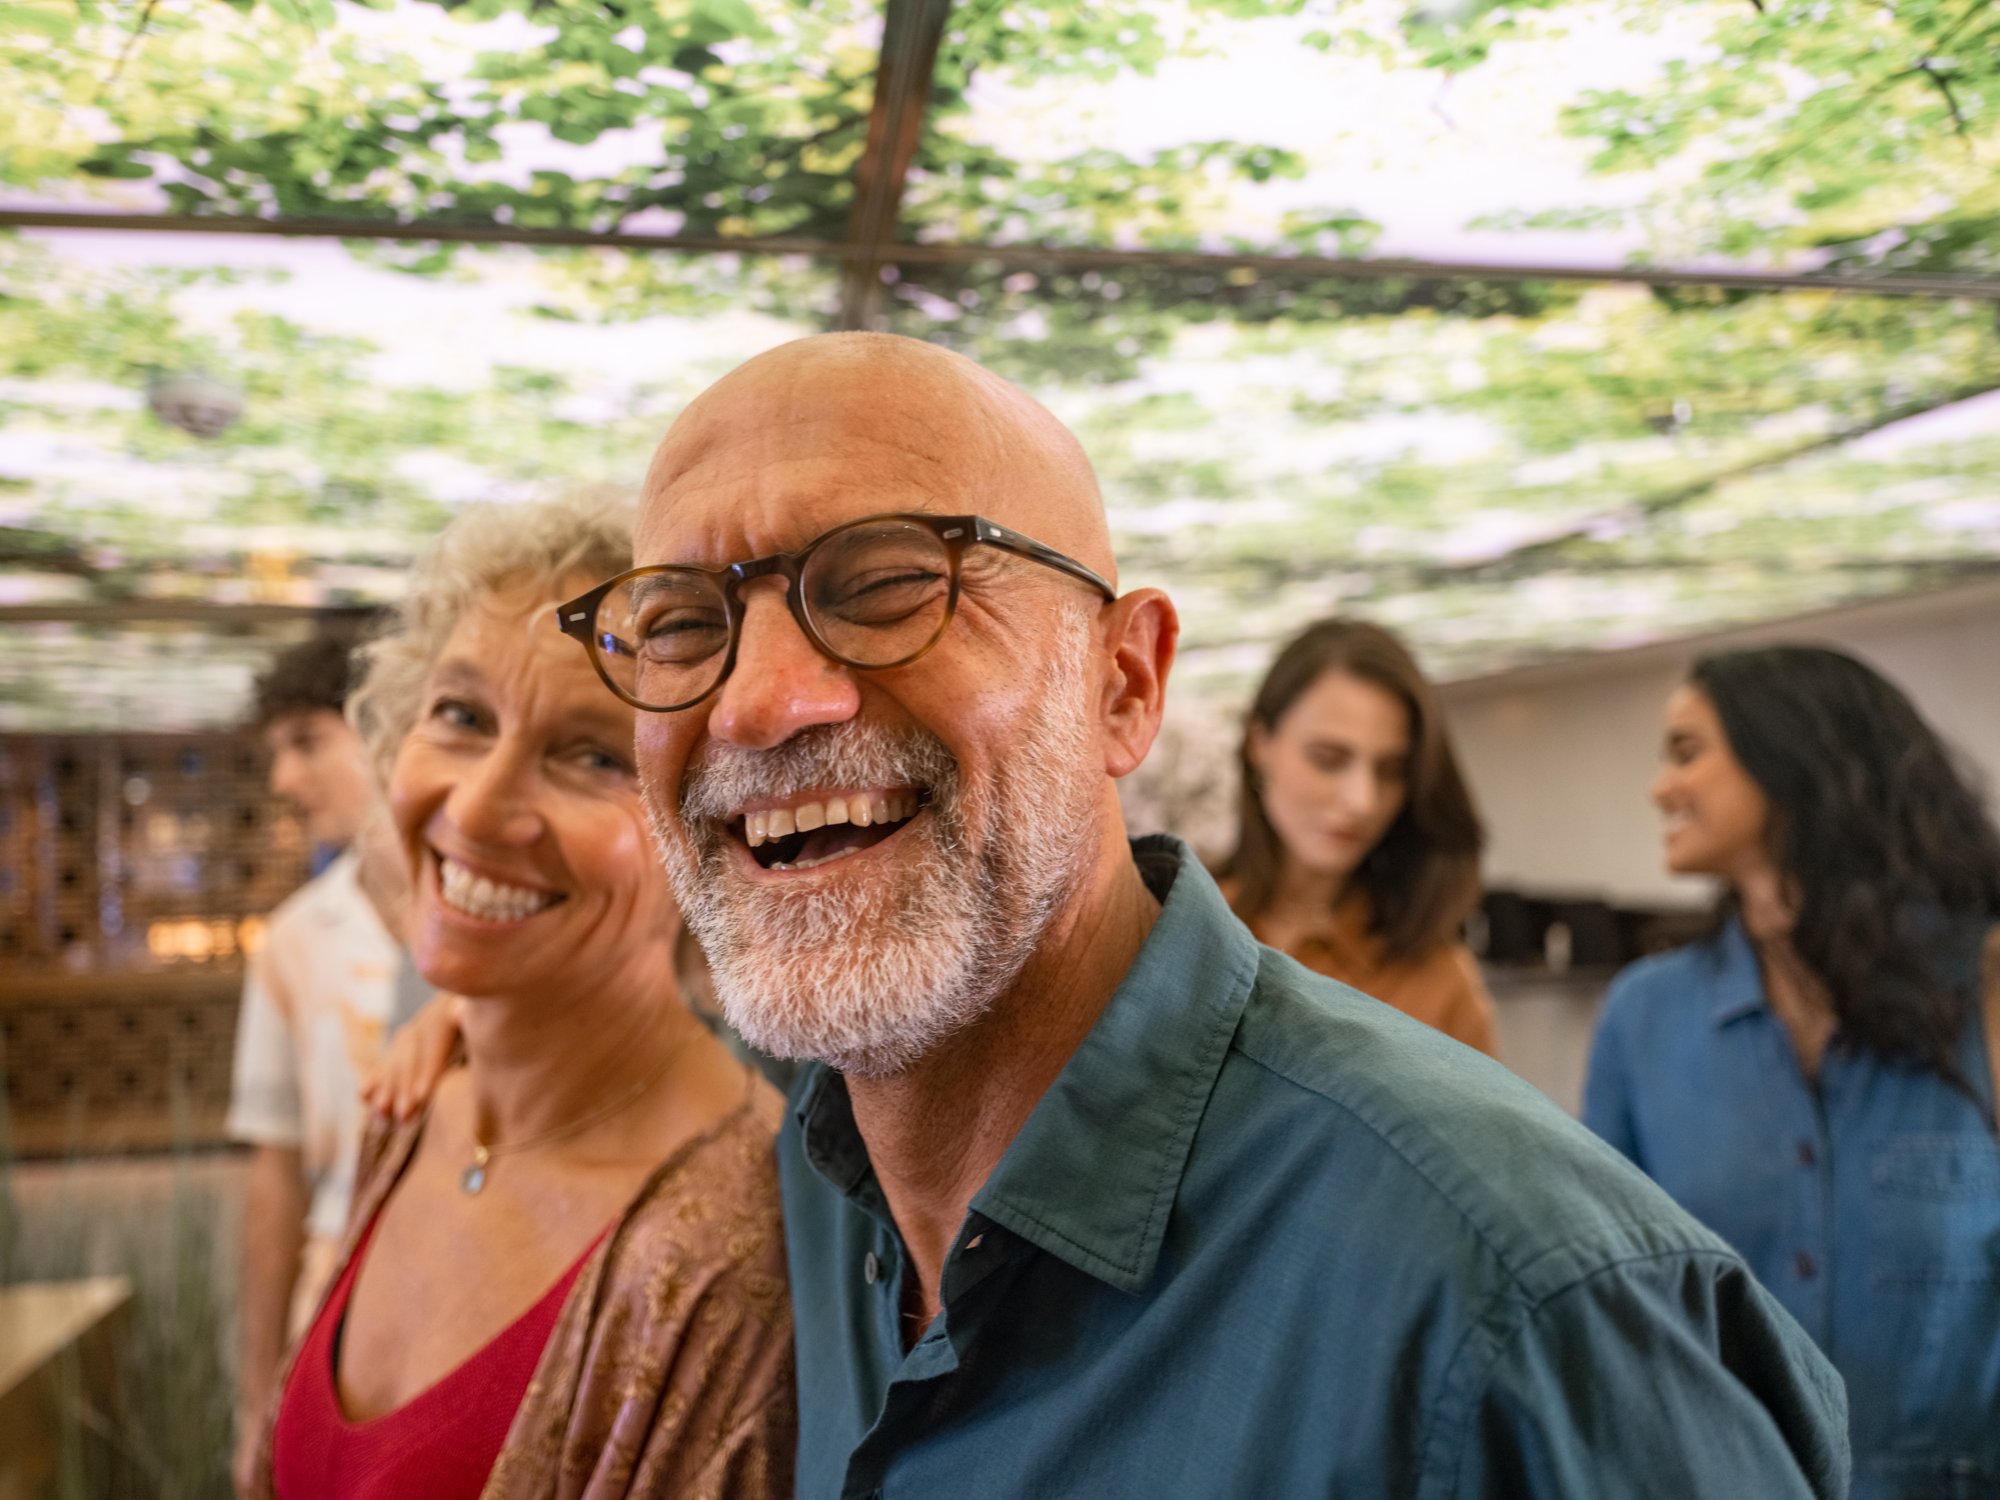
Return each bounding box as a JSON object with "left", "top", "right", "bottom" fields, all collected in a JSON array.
[{"left": 555, "top": 513, "right": 1117, "bottom": 713}]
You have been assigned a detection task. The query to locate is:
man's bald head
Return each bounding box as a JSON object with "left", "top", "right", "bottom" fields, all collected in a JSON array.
[{"left": 640, "top": 333, "right": 1117, "bottom": 583}]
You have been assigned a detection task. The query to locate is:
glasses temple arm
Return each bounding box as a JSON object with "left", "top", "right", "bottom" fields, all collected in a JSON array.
[{"left": 987, "top": 532, "right": 1117, "bottom": 601}]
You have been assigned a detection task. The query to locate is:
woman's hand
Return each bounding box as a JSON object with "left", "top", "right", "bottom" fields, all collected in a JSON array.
[{"left": 360, "top": 993, "right": 465, "bottom": 1121}]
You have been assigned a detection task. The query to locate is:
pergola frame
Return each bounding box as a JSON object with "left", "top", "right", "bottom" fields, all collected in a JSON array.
[
  {"left": 3, "top": 0, "right": 1998, "bottom": 309},
  {"left": 4, "top": 0, "right": 2000, "bottom": 632}
]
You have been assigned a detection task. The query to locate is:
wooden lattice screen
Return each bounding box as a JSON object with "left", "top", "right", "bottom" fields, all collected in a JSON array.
[{"left": 0, "top": 733, "right": 310, "bottom": 1156}]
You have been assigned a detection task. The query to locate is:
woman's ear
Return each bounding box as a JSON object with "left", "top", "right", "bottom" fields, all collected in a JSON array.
[{"left": 1244, "top": 720, "right": 1271, "bottom": 780}]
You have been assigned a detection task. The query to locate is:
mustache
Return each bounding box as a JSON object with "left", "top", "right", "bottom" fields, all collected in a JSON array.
[{"left": 678, "top": 719, "right": 959, "bottom": 827}]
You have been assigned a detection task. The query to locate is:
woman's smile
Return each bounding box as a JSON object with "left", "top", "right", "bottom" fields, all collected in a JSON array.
[{"left": 429, "top": 849, "right": 564, "bottom": 925}]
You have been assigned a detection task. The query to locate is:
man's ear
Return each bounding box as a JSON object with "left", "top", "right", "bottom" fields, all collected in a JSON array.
[{"left": 1097, "top": 588, "right": 1178, "bottom": 779}]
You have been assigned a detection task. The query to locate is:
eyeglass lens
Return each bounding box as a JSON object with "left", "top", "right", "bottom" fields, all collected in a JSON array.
[{"left": 589, "top": 518, "right": 957, "bottom": 710}]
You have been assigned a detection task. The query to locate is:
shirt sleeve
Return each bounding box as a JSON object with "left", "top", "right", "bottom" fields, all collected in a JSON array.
[
  {"left": 226, "top": 951, "right": 303, "bottom": 1147},
  {"left": 1436, "top": 1250, "right": 1850, "bottom": 1500},
  {"left": 1580, "top": 980, "right": 1640, "bottom": 1164}
]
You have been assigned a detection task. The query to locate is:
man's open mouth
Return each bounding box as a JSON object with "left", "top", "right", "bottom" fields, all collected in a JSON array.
[{"left": 732, "top": 788, "right": 928, "bottom": 871}]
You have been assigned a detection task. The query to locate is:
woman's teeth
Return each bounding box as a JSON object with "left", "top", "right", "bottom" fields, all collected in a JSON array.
[
  {"left": 744, "top": 791, "right": 918, "bottom": 848},
  {"left": 438, "top": 857, "right": 557, "bottom": 921}
]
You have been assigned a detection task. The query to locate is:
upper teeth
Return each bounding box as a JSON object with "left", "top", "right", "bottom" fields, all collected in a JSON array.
[
  {"left": 439, "top": 857, "right": 556, "bottom": 921},
  {"left": 744, "top": 791, "right": 918, "bottom": 848}
]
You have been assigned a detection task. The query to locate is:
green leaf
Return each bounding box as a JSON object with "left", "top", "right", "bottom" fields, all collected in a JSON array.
[{"left": 0, "top": 2, "right": 75, "bottom": 40}]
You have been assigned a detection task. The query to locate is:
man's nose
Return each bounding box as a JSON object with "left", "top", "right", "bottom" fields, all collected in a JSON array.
[
  {"left": 446, "top": 747, "right": 544, "bottom": 847},
  {"left": 706, "top": 586, "right": 860, "bottom": 750}
]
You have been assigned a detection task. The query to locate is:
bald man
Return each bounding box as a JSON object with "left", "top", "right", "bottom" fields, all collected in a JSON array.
[{"left": 593, "top": 334, "right": 1848, "bottom": 1498}]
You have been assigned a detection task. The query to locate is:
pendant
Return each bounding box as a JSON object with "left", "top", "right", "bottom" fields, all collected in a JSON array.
[{"left": 462, "top": 1144, "right": 490, "bottom": 1195}]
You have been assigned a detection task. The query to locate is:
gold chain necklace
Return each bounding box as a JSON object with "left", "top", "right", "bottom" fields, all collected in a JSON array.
[{"left": 461, "top": 1027, "right": 698, "bottom": 1195}]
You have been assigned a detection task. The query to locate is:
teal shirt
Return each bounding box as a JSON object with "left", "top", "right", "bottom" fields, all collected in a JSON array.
[{"left": 780, "top": 837, "right": 1850, "bottom": 1499}]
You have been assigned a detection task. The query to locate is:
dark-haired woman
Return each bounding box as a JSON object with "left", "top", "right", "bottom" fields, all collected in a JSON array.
[
  {"left": 1583, "top": 645, "right": 2000, "bottom": 1500},
  {"left": 1217, "top": 618, "right": 1497, "bottom": 1055}
]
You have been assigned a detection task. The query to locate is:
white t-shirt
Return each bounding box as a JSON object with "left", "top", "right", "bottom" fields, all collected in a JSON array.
[{"left": 226, "top": 851, "right": 401, "bottom": 1249}]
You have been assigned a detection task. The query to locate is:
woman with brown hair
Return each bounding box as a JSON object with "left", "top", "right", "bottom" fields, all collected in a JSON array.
[{"left": 1216, "top": 618, "right": 1496, "bottom": 1054}]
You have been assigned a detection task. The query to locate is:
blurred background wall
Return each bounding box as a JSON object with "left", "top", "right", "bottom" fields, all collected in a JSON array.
[{"left": 1446, "top": 578, "right": 2000, "bottom": 909}]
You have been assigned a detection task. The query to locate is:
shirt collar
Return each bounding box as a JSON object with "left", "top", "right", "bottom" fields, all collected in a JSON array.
[
  {"left": 792, "top": 834, "right": 1262, "bottom": 1295},
  {"left": 1699, "top": 905, "right": 1990, "bottom": 1029},
  {"left": 1706, "top": 915, "right": 1768, "bottom": 1027}
]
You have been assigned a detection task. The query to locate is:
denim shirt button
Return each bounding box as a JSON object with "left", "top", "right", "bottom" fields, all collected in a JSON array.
[
  {"left": 1794, "top": 1250, "right": 1818, "bottom": 1281},
  {"left": 1796, "top": 1140, "right": 1817, "bottom": 1168},
  {"left": 864, "top": 1251, "right": 881, "bottom": 1286}
]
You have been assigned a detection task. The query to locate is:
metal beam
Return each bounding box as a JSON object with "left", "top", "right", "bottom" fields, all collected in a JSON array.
[
  {"left": 0, "top": 208, "right": 841, "bottom": 258},
  {"left": 1156, "top": 550, "right": 2000, "bottom": 589},
  {"left": 879, "top": 242, "right": 2000, "bottom": 303},
  {"left": 7, "top": 208, "right": 1998, "bottom": 301},
  {"left": 835, "top": 0, "right": 954, "bottom": 329}
]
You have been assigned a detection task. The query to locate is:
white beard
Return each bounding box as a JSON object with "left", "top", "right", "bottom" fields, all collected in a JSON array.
[{"left": 645, "top": 619, "right": 1101, "bottom": 1077}]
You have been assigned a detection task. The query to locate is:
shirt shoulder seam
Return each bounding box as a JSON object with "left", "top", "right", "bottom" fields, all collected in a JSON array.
[
  {"left": 1418, "top": 1244, "right": 1789, "bottom": 1495},
  {"left": 1228, "top": 1035, "right": 1732, "bottom": 1496},
  {"left": 1231, "top": 1038, "right": 1715, "bottom": 1279}
]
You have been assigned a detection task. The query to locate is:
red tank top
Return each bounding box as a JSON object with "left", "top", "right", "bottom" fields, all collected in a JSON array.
[{"left": 271, "top": 1212, "right": 603, "bottom": 1500}]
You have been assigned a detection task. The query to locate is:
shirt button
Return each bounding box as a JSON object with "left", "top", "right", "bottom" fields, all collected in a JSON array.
[
  {"left": 1796, "top": 1140, "right": 1817, "bottom": 1168},
  {"left": 1794, "top": 1250, "right": 1818, "bottom": 1281},
  {"left": 863, "top": 1251, "right": 881, "bottom": 1286}
]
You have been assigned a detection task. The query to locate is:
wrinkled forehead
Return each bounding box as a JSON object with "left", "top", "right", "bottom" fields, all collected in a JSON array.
[
  {"left": 638, "top": 389, "right": 986, "bottom": 559},
  {"left": 634, "top": 343, "right": 1110, "bottom": 576},
  {"left": 638, "top": 428, "right": 965, "bottom": 565}
]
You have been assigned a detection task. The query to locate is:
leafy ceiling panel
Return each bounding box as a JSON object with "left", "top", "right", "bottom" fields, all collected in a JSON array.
[
  {"left": 0, "top": 230, "right": 835, "bottom": 604},
  {"left": 0, "top": 620, "right": 307, "bottom": 732},
  {"left": 7, "top": 0, "right": 1994, "bottom": 282},
  {"left": 3, "top": 220, "right": 1996, "bottom": 730},
  {"left": 4, "top": 0, "right": 882, "bottom": 237},
  {"left": 3, "top": 0, "right": 1997, "bottom": 730},
  {"left": 911, "top": 0, "right": 2000, "bottom": 279}
]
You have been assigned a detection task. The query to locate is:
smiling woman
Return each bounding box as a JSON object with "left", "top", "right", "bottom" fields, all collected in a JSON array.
[
  {"left": 1585, "top": 646, "right": 2000, "bottom": 1499},
  {"left": 244, "top": 493, "right": 795, "bottom": 1500}
]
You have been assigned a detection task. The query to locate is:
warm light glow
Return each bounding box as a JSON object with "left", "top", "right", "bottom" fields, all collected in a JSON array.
[{"left": 145, "top": 916, "right": 265, "bottom": 962}]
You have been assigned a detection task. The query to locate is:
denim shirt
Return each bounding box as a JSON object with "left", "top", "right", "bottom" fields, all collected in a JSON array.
[
  {"left": 780, "top": 837, "right": 1848, "bottom": 1499},
  {"left": 1585, "top": 917, "right": 2000, "bottom": 1500}
]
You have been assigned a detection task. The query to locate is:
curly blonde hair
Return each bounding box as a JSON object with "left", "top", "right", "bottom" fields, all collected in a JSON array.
[{"left": 349, "top": 490, "right": 636, "bottom": 786}]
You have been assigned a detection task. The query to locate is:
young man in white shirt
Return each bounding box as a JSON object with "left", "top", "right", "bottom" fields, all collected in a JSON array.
[{"left": 227, "top": 634, "right": 412, "bottom": 1496}]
